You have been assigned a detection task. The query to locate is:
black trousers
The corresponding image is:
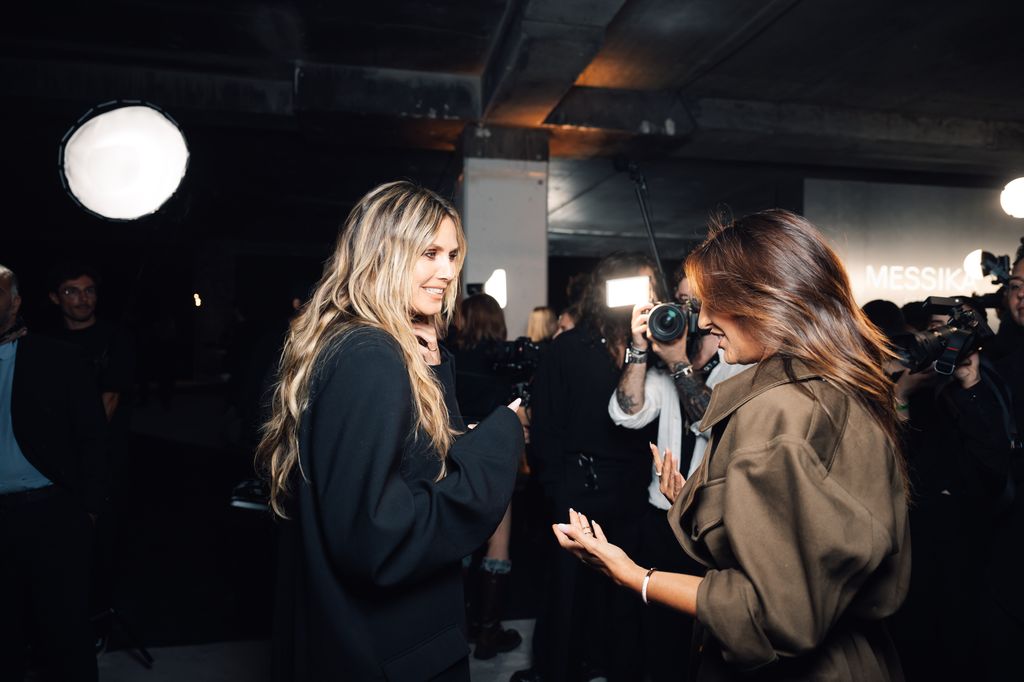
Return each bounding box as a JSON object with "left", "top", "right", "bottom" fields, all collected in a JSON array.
[
  {"left": 0, "top": 488, "right": 97, "bottom": 682},
  {"left": 635, "top": 502, "right": 705, "bottom": 682},
  {"left": 532, "top": 457, "right": 648, "bottom": 681}
]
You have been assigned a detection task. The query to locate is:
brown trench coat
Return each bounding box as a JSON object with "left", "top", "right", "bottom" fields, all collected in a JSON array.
[{"left": 668, "top": 356, "right": 910, "bottom": 681}]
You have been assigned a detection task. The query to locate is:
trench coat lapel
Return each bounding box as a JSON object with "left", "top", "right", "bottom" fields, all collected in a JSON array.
[{"left": 670, "top": 356, "right": 821, "bottom": 520}]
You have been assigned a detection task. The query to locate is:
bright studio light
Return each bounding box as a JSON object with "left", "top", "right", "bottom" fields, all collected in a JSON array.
[
  {"left": 484, "top": 269, "right": 507, "bottom": 309},
  {"left": 606, "top": 276, "right": 651, "bottom": 308},
  {"left": 60, "top": 103, "right": 189, "bottom": 220},
  {"left": 1001, "top": 177, "right": 1024, "bottom": 219},
  {"left": 963, "top": 249, "right": 985, "bottom": 280}
]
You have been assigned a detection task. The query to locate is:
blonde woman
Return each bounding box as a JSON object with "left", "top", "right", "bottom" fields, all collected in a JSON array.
[
  {"left": 554, "top": 210, "right": 910, "bottom": 681},
  {"left": 526, "top": 306, "right": 557, "bottom": 343},
  {"left": 259, "top": 181, "right": 524, "bottom": 681}
]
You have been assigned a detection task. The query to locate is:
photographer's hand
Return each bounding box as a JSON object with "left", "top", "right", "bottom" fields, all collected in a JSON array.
[
  {"left": 631, "top": 302, "right": 653, "bottom": 351},
  {"left": 954, "top": 351, "right": 981, "bottom": 390},
  {"left": 650, "top": 334, "right": 689, "bottom": 368}
]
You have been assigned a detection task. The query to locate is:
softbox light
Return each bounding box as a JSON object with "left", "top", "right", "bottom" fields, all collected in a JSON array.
[
  {"left": 1001, "top": 177, "right": 1024, "bottom": 219},
  {"left": 59, "top": 102, "right": 189, "bottom": 221}
]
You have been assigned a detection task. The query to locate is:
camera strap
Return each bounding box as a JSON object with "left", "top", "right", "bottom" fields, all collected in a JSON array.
[{"left": 701, "top": 356, "right": 720, "bottom": 376}]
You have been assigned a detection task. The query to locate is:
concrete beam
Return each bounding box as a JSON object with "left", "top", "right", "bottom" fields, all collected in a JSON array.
[
  {"left": 295, "top": 62, "right": 479, "bottom": 121},
  {"left": 459, "top": 124, "right": 549, "bottom": 162},
  {"left": 0, "top": 57, "right": 294, "bottom": 116},
  {"left": 0, "top": 57, "right": 480, "bottom": 122},
  {"left": 547, "top": 87, "right": 1024, "bottom": 173},
  {"left": 481, "top": 0, "right": 627, "bottom": 127}
]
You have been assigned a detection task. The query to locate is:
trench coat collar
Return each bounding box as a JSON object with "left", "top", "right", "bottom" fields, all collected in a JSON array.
[{"left": 697, "top": 354, "right": 822, "bottom": 433}]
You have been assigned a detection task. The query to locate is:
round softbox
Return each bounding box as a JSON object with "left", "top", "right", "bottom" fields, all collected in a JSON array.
[{"left": 59, "top": 102, "right": 189, "bottom": 221}]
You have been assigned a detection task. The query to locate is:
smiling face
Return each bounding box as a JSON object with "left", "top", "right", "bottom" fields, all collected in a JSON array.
[
  {"left": 697, "top": 304, "right": 768, "bottom": 365},
  {"left": 410, "top": 216, "right": 460, "bottom": 318},
  {"left": 1005, "top": 260, "right": 1024, "bottom": 328}
]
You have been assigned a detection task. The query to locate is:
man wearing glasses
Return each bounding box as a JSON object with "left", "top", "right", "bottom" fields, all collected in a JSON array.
[
  {"left": 48, "top": 265, "right": 135, "bottom": 653},
  {"left": 48, "top": 266, "right": 135, "bottom": 423}
]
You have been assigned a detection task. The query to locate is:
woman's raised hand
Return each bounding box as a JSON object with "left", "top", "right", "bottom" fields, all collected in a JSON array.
[
  {"left": 411, "top": 320, "right": 441, "bottom": 365},
  {"left": 552, "top": 508, "right": 634, "bottom": 582},
  {"left": 650, "top": 442, "right": 686, "bottom": 504}
]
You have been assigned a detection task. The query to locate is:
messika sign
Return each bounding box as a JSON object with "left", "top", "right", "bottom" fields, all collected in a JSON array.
[
  {"left": 804, "top": 179, "right": 1022, "bottom": 307},
  {"left": 864, "top": 265, "right": 976, "bottom": 293}
]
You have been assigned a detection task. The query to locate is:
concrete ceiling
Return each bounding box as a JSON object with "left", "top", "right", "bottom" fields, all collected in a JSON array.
[{"left": 2, "top": 0, "right": 1022, "bottom": 255}]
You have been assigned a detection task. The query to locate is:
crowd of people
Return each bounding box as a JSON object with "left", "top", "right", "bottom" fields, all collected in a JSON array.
[{"left": 3, "top": 180, "right": 1024, "bottom": 682}]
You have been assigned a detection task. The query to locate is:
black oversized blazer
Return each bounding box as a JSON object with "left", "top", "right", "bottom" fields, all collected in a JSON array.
[
  {"left": 273, "top": 327, "right": 524, "bottom": 681},
  {"left": 10, "top": 333, "right": 108, "bottom": 513}
]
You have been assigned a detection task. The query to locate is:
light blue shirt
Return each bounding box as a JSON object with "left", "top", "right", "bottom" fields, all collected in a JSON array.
[{"left": 0, "top": 340, "right": 52, "bottom": 493}]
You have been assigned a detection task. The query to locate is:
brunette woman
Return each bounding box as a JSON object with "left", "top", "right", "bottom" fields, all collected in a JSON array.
[{"left": 554, "top": 210, "right": 910, "bottom": 681}]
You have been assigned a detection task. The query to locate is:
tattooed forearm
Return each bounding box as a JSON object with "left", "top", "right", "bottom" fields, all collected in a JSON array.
[
  {"left": 672, "top": 362, "right": 711, "bottom": 422},
  {"left": 616, "top": 387, "right": 640, "bottom": 413},
  {"left": 615, "top": 361, "right": 647, "bottom": 414}
]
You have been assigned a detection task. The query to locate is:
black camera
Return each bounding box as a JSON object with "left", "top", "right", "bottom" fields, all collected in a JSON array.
[
  {"left": 892, "top": 296, "right": 993, "bottom": 375},
  {"left": 647, "top": 299, "right": 701, "bottom": 343},
  {"left": 982, "top": 251, "right": 1012, "bottom": 284},
  {"left": 491, "top": 336, "right": 543, "bottom": 377},
  {"left": 969, "top": 250, "right": 1015, "bottom": 309},
  {"left": 491, "top": 337, "right": 543, "bottom": 408}
]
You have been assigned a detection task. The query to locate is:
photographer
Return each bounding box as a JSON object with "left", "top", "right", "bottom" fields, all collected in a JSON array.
[
  {"left": 889, "top": 294, "right": 1023, "bottom": 681},
  {"left": 607, "top": 266, "right": 750, "bottom": 682},
  {"left": 885, "top": 306, "right": 975, "bottom": 680},
  {"left": 956, "top": 252, "right": 1024, "bottom": 678},
  {"left": 514, "top": 252, "right": 658, "bottom": 682}
]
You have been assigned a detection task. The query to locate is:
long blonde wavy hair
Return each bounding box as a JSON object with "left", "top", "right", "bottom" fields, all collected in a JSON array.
[
  {"left": 258, "top": 181, "right": 466, "bottom": 518},
  {"left": 685, "top": 209, "right": 909, "bottom": 495}
]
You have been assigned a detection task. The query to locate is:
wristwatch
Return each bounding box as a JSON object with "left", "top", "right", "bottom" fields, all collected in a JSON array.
[
  {"left": 671, "top": 362, "right": 694, "bottom": 380},
  {"left": 624, "top": 344, "right": 648, "bottom": 364}
]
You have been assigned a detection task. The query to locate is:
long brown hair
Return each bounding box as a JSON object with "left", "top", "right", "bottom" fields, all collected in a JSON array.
[
  {"left": 685, "top": 209, "right": 908, "bottom": 493},
  {"left": 257, "top": 181, "right": 466, "bottom": 518},
  {"left": 456, "top": 293, "right": 507, "bottom": 349}
]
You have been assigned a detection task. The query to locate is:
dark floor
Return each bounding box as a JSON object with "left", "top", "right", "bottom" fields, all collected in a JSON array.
[{"left": 97, "top": 625, "right": 538, "bottom": 682}]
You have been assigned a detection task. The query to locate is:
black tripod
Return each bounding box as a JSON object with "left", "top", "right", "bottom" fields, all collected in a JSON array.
[
  {"left": 92, "top": 606, "right": 155, "bottom": 668},
  {"left": 89, "top": 505, "right": 155, "bottom": 669}
]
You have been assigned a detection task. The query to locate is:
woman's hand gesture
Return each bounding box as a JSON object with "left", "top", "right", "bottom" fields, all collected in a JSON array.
[
  {"left": 650, "top": 442, "right": 686, "bottom": 504},
  {"left": 552, "top": 508, "right": 635, "bottom": 584},
  {"left": 411, "top": 319, "right": 441, "bottom": 365}
]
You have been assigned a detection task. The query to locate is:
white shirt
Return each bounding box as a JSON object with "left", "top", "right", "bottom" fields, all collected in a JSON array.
[{"left": 608, "top": 350, "right": 751, "bottom": 510}]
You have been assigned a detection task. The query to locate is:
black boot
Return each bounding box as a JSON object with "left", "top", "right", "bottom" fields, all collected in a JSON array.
[
  {"left": 473, "top": 569, "right": 522, "bottom": 660},
  {"left": 462, "top": 565, "right": 480, "bottom": 642}
]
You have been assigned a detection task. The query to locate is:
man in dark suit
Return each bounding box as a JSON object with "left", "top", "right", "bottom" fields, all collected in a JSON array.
[{"left": 0, "top": 264, "right": 108, "bottom": 682}]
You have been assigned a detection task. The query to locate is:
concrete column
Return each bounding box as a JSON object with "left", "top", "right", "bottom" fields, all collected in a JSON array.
[{"left": 456, "top": 125, "right": 549, "bottom": 339}]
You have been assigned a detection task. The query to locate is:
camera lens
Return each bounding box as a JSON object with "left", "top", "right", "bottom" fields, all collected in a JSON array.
[{"left": 648, "top": 303, "right": 687, "bottom": 342}]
